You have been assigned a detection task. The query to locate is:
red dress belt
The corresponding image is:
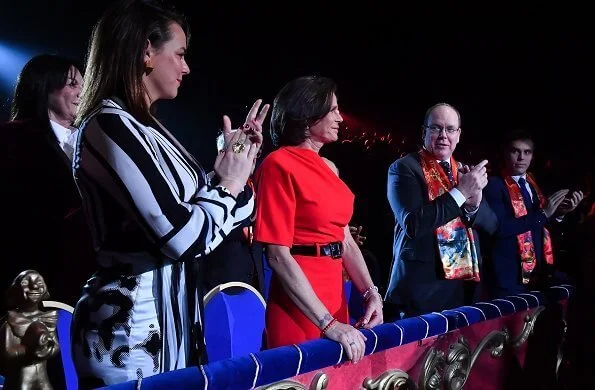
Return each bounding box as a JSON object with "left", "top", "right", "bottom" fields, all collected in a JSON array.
[{"left": 290, "top": 242, "right": 343, "bottom": 259}]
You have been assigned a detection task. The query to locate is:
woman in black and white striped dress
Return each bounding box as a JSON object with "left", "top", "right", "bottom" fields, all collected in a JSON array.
[{"left": 70, "top": 1, "right": 269, "bottom": 387}]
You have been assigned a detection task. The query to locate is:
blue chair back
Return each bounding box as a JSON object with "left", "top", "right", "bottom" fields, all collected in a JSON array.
[
  {"left": 43, "top": 301, "right": 77, "bottom": 390},
  {"left": 262, "top": 252, "right": 272, "bottom": 301},
  {"left": 343, "top": 280, "right": 364, "bottom": 325},
  {"left": 203, "top": 282, "right": 266, "bottom": 362}
]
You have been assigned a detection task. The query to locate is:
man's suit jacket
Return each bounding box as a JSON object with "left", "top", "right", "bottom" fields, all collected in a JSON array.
[
  {"left": 0, "top": 119, "right": 95, "bottom": 312},
  {"left": 385, "top": 153, "right": 498, "bottom": 316},
  {"left": 199, "top": 223, "right": 265, "bottom": 295},
  {"left": 482, "top": 175, "right": 550, "bottom": 297}
]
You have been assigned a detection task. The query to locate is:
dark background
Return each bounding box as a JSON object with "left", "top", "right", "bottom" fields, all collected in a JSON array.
[{"left": 1, "top": 1, "right": 593, "bottom": 285}]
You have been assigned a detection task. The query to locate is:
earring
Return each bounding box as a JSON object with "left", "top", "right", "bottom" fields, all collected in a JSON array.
[{"left": 145, "top": 59, "right": 154, "bottom": 75}]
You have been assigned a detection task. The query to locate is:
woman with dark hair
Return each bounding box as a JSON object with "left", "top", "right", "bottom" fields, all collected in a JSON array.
[
  {"left": 254, "top": 76, "right": 383, "bottom": 364},
  {"left": 70, "top": 0, "right": 268, "bottom": 385},
  {"left": 0, "top": 54, "right": 93, "bottom": 313}
]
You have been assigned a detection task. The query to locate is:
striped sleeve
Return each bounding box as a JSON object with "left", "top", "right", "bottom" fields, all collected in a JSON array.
[{"left": 79, "top": 112, "right": 249, "bottom": 260}]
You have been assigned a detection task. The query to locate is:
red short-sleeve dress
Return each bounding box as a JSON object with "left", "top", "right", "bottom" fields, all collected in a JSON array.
[{"left": 254, "top": 146, "right": 355, "bottom": 348}]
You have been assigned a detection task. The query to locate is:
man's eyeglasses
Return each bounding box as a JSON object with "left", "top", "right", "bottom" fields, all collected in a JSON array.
[{"left": 425, "top": 125, "right": 460, "bottom": 135}]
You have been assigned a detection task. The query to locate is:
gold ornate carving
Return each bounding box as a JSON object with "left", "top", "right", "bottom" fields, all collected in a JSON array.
[
  {"left": 259, "top": 373, "right": 328, "bottom": 390},
  {"left": 442, "top": 337, "right": 471, "bottom": 389},
  {"left": 363, "top": 369, "right": 415, "bottom": 390},
  {"left": 258, "top": 380, "right": 306, "bottom": 390},
  {"left": 309, "top": 373, "right": 328, "bottom": 390},
  {"left": 418, "top": 331, "right": 510, "bottom": 390},
  {"left": 443, "top": 331, "right": 509, "bottom": 390},
  {"left": 418, "top": 348, "right": 445, "bottom": 389},
  {"left": 511, "top": 306, "right": 545, "bottom": 348}
]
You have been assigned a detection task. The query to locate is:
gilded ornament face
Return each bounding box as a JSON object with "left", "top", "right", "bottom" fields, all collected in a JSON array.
[{"left": 18, "top": 271, "right": 48, "bottom": 305}]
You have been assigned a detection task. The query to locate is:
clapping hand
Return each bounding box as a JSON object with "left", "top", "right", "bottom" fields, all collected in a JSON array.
[
  {"left": 219, "top": 99, "right": 270, "bottom": 156},
  {"left": 214, "top": 99, "right": 269, "bottom": 195},
  {"left": 544, "top": 189, "right": 569, "bottom": 218},
  {"left": 458, "top": 160, "right": 489, "bottom": 210},
  {"left": 555, "top": 190, "right": 584, "bottom": 216}
]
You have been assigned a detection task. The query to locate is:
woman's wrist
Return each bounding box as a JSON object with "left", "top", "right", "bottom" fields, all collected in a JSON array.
[
  {"left": 361, "top": 285, "right": 379, "bottom": 301},
  {"left": 320, "top": 317, "right": 337, "bottom": 336},
  {"left": 217, "top": 179, "right": 243, "bottom": 197},
  {"left": 317, "top": 313, "right": 334, "bottom": 330}
]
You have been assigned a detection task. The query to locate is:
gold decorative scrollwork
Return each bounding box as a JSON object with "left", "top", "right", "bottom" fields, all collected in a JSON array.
[
  {"left": 363, "top": 369, "right": 415, "bottom": 390},
  {"left": 442, "top": 337, "right": 471, "bottom": 390},
  {"left": 258, "top": 380, "right": 306, "bottom": 390},
  {"left": 442, "top": 330, "right": 509, "bottom": 390},
  {"left": 418, "top": 348, "right": 445, "bottom": 389},
  {"left": 309, "top": 373, "right": 328, "bottom": 390},
  {"left": 511, "top": 305, "right": 545, "bottom": 348},
  {"left": 258, "top": 373, "right": 328, "bottom": 390}
]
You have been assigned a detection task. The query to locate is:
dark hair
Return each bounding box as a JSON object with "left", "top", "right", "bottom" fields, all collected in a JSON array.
[
  {"left": 422, "top": 102, "right": 462, "bottom": 127},
  {"left": 500, "top": 128, "right": 535, "bottom": 151},
  {"left": 10, "top": 54, "right": 83, "bottom": 122},
  {"left": 270, "top": 76, "right": 337, "bottom": 147},
  {"left": 76, "top": 0, "right": 190, "bottom": 126}
]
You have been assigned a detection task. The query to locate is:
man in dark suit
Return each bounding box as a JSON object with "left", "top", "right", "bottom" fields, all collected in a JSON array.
[
  {"left": 385, "top": 103, "right": 498, "bottom": 317},
  {"left": 0, "top": 55, "right": 95, "bottom": 313},
  {"left": 482, "top": 130, "right": 583, "bottom": 298}
]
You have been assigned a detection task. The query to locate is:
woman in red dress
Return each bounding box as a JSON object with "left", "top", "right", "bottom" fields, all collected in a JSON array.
[{"left": 253, "top": 76, "right": 383, "bottom": 363}]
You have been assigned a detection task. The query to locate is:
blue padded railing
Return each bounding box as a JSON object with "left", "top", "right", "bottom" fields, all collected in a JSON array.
[{"left": 103, "top": 285, "right": 574, "bottom": 389}]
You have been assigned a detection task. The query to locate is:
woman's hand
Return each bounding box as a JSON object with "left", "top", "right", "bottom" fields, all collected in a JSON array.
[
  {"left": 349, "top": 225, "right": 366, "bottom": 246},
  {"left": 241, "top": 99, "right": 269, "bottom": 156},
  {"left": 214, "top": 125, "right": 258, "bottom": 195},
  {"left": 323, "top": 321, "right": 368, "bottom": 364},
  {"left": 355, "top": 291, "right": 384, "bottom": 329},
  {"left": 219, "top": 99, "right": 269, "bottom": 158},
  {"left": 214, "top": 99, "right": 269, "bottom": 195}
]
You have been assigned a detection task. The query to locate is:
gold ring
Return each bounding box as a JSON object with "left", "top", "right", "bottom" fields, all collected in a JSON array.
[{"left": 231, "top": 142, "right": 246, "bottom": 154}]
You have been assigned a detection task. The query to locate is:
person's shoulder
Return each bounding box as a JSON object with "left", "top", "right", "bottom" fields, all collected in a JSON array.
[
  {"left": 0, "top": 120, "right": 23, "bottom": 131},
  {"left": 84, "top": 99, "right": 144, "bottom": 132},
  {"left": 0, "top": 119, "right": 45, "bottom": 144},
  {"left": 0, "top": 119, "right": 36, "bottom": 133},
  {"left": 84, "top": 99, "right": 134, "bottom": 122},
  {"left": 389, "top": 152, "right": 418, "bottom": 170},
  {"left": 486, "top": 175, "right": 506, "bottom": 191},
  {"left": 261, "top": 148, "right": 288, "bottom": 165},
  {"left": 321, "top": 157, "right": 339, "bottom": 176},
  {"left": 256, "top": 148, "right": 291, "bottom": 177},
  {"left": 487, "top": 175, "right": 505, "bottom": 185}
]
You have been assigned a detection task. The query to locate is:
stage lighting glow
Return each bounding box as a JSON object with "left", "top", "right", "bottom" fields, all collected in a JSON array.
[{"left": 0, "top": 42, "right": 35, "bottom": 92}]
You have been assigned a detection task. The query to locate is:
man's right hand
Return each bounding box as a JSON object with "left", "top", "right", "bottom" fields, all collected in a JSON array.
[{"left": 457, "top": 160, "right": 489, "bottom": 199}]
